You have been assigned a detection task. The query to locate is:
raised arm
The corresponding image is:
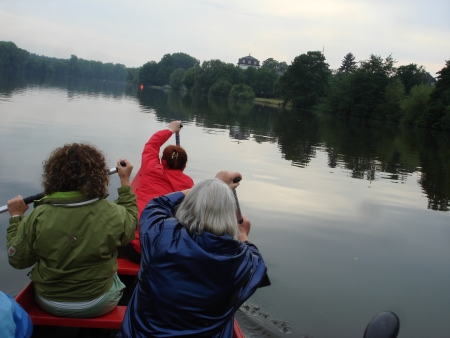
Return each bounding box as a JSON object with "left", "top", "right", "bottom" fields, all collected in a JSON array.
[
  {"left": 114, "top": 159, "right": 138, "bottom": 245},
  {"left": 141, "top": 130, "right": 173, "bottom": 171},
  {"left": 179, "top": 170, "right": 242, "bottom": 197},
  {"left": 141, "top": 121, "right": 183, "bottom": 172}
]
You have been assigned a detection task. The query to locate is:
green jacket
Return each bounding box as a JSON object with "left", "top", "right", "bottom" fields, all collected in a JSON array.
[{"left": 6, "top": 186, "right": 137, "bottom": 302}]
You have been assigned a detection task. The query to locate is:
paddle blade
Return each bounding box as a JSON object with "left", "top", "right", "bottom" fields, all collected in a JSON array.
[{"left": 364, "top": 311, "right": 399, "bottom": 338}]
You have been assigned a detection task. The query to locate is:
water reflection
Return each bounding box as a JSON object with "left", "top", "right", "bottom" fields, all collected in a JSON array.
[
  {"left": 2, "top": 71, "right": 449, "bottom": 212},
  {"left": 134, "top": 87, "right": 450, "bottom": 212},
  {"left": 0, "top": 71, "right": 129, "bottom": 100},
  {"left": 236, "top": 303, "right": 294, "bottom": 337},
  {"left": 2, "top": 73, "right": 450, "bottom": 337}
]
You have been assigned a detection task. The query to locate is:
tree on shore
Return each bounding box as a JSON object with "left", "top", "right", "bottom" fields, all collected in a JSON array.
[
  {"left": 395, "top": 64, "right": 429, "bottom": 94},
  {"left": 229, "top": 84, "right": 255, "bottom": 101},
  {"left": 209, "top": 78, "right": 233, "bottom": 97},
  {"left": 170, "top": 68, "right": 185, "bottom": 90},
  {"left": 138, "top": 52, "right": 198, "bottom": 86},
  {"left": 425, "top": 60, "right": 450, "bottom": 129},
  {"left": 401, "top": 84, "right": 433, "bottom": 126},
  {"left": 0, "top": 41, "right": 29, "bottom": 70},
  {"left": 261, "top": 58, "right": 288, "bottom": 74},
  {"left": 182, "top": 67, "right": 201, "bottom": 91},
  {"left": 347, "top": 54, "right": 397, "bottom": 118},
  {"left": 338, "top": 53, "right": 356, "bottom": 73},
  {"left": 139, "top": 61, "right": 158, "bottom": 85},
  {"left": 279, "top": 51, "right": 331, "bottom": 108}
]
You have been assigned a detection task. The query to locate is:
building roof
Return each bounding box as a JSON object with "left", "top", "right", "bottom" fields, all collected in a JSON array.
[{"left": 239, "top": 54, "right": 259, "bottom": 61}]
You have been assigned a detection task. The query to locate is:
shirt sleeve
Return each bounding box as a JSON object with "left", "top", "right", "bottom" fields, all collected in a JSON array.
[
  {"left": 139, "top": 191, "right": 185, "bottom": 234},
  {"left": 114, "top": 185, "right": 138, "bottom": 246},
  {"left": 6, "top": 214, "right": 38, "bottom": 269},
  {"left": 141, "top": 129, "right": 173, "bottom": 173},
  {"left": 235, "top": 242, "right": 267, "bottom": 309}
]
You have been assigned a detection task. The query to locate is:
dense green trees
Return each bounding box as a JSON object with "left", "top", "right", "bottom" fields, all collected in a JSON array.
[
  {"left": 324, "top": 54, "right": 402, "bottom": 119},
  {"left": 182, "top": 67, "right": 201, "bottom": 91},
  {"left": 279, "top": 51, "right": 331, "bottom": 108},
  {"left": 261, "top": 58, "right": 288, "bottom": 74},
  {"left": 0, "top": 41, "right": 29, "bottom": 70},
  {"left": 401, "top": 84, "right": 433, "bottom": 126},
  {"left": 323, "top": 53, "right": 449, "bottom": 129},
  {"left": 0, "top": 41, "right": 127, "bottom": 81},
  {"left": 338, "top": 53, "right": 357, "bottom": 73},
  {"left": 349, "top": 54, "right": 396, "bottom": 118},
  {"left": 245, "top": 67, "right": 278, "bottom": 96},
  {"left": 138, "top": 52, "right": 199, "bottom": 86},
  {"left": 395, "top": 64, "right": 429, "bottom": 93},
  {"left": 64, "top": 55, "right": 127, "bottom": 80},
  {"left": 126, "top": 67, "right": 140, "bottom": 84},
  {"left": 229, "top": 84, "right": 255, "bottom": 101},
  {"left": 177, "top": 56, "right": 287, "bottom": 100},
  {"left": 3, "top": 39, "right": 449, "bottom": 130},
  {"left": 182, "top": 60, "right": 241, "bottom": 96},
  {"left": 169, "top": 68, "right": 185, "bottom": 90},
  {"left": 209, "top": 78, "right": 232, "bottom": 97},
  {"left": 425, "top": 60, "right": 450, "bottom": 129},
  {"left": 139, "top": 61, "right": 158, "bottom": 85},
  {"left": 0, "top": 40, "right": 283, "bottom": 102},
  {"left": 197, "top": 60, "right": 242, "bottom": 94}
]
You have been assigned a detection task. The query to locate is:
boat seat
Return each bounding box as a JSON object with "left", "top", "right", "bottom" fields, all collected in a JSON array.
[
  {"left": 116, "top": 257, "right": 140, "bottom": 276},
  {"left": 14, "top": 258, "right": 244, "bottom": 336},
  {"left": 13, "top": 258, "right": 138, "bottom": 329},
  {"left": 14, "top": 282, "right": 126, "bottom": 329}
]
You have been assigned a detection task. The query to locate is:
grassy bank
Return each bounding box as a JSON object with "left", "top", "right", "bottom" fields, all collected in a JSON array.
[{"left": 254, "top": 97, "right": 291, "bottom": 107}]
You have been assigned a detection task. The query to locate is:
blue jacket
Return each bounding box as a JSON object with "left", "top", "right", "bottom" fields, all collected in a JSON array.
[
  {"left": 0, "top": 291, "right": 33, "bottom": 338},
  {"left": 120, "top": 192, "right": 267, "bottom": 338}
]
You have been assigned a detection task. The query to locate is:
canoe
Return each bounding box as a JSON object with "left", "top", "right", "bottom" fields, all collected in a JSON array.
[{"left": 15, "top": 257, "right": 245, "bottom": 338}]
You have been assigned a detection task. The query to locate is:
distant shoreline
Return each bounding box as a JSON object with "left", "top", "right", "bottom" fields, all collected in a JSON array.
[
  {"left": 254, "top": 97, "right": 291, "bottom": 107},
  {"left": 150, "top": 85, "right": 289, "bottom": 107}
]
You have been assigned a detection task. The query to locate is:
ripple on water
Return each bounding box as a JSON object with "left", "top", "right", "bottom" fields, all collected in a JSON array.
[{"left": 237, "top": 303, "right": 313, "bottom": 337}]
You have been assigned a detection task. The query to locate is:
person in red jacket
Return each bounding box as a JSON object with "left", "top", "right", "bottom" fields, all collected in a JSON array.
[{"left": 123, "top": 121, "right": 194, "bottom": 263}]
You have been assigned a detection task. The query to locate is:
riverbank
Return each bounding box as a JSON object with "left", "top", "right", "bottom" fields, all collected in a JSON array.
[
  {"left": 149, "top": 85, "right": 289, "bottom": 107},
  {"left": 254, "top": 97, "right": 291, "bottom": 107}
]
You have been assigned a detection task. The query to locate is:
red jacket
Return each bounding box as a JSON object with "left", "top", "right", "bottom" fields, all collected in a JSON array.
[{"left": 130, "top": 129, "right": 194, "bottom": 254}]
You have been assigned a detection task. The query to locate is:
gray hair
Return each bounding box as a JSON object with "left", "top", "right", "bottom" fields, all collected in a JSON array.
[{"left": 176, "top": 178, "right": 238, "bottom": 238}]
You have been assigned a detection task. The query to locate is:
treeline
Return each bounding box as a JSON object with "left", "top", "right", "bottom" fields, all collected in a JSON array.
[
  {"left": 320, "top": 53, "right": 450, "bottom": 130},
  {"left": 136, "top": 55, "right": 287, "bottom": 101},
  {"left": 135, "top": 89, "right": 449, "bottom": 211},
  {"left": 0, "top": 41, "right": 127, "bottom": 81},
  {"left": 277, "top": 51, "right": 450, "bottom": 130},
  {"left": 133, "top": 49, "right": 450, "bottom": 130},
  {"left": 2, "top": 40, "right": 449, "bottom": 130}
]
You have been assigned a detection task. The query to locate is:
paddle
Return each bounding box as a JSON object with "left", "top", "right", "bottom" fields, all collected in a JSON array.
[
  {"left": 175, "top": 123, "right": 183, "bottom": 146},
  {"left": 364, "top": 311, "right": 400, "bottom": 338},
  {"left": 0, "top": 161, "right": 127, "bottom": 214},
  {"left": 232, "top": 177, "right": 244, "bottom": 224},
  {"left": 232, "top": 177, "right": 271, "bottom": 288}
]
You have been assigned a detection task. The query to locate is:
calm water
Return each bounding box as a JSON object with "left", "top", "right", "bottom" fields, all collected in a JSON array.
[{"left": 1, "top": 72, "right": 449, "bottom": 338}]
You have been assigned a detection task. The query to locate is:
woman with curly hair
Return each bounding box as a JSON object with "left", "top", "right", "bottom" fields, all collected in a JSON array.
[{"left": 6, "top": 143, "right": 138, "bottom": 318}]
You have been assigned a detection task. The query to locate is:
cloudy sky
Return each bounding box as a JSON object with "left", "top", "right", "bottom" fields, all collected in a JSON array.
[{"left": 1, "top": 0, "right": 449, "bottom": 76}]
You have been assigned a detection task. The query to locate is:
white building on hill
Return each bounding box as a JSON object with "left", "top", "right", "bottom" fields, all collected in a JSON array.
[{"left": 237, "top": 54, "right": 260, "bottom": 69}]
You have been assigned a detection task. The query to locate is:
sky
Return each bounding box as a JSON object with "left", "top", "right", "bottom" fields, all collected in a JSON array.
[{"left": 1, "top": 0, "right": 449, "bottom": 77}]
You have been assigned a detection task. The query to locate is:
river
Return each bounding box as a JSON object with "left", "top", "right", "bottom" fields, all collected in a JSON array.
[{"left": 0, "top": 72, "right": 449, "bottom": 338}]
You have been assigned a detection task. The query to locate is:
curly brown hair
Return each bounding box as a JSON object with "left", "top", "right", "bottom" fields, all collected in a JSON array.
[{"left": 42, "top": 143, "right": 109, "bottom": 198}]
